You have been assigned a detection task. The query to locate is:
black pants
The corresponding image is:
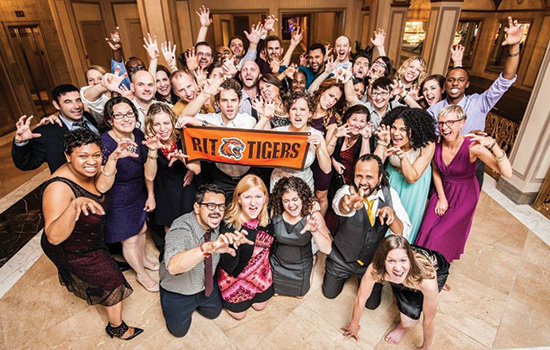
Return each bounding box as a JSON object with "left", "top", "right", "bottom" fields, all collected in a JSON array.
[
  {"left": 210, "top": 166, "right": 248, "bottom": 204},
  {"left": 475, "top": 159, "right": 485, "bottom": 190},
  {"left": 322, "top": 247, "right": 383, "bottom": 309},
  {"left": 160, "top": 285, "right": 223, "bottom": 338}
]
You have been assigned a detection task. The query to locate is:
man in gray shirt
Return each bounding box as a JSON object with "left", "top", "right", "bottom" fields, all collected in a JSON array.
[{"left": 159, "top": 184, "right": 252, "bottom": 337}]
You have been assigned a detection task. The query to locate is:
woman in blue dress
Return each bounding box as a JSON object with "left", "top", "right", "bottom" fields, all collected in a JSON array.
[{"left": 374, "top": 107, "right": 436, "bottom": 242}]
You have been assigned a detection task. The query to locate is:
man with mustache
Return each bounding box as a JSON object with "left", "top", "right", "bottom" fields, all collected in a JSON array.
[
  {"left": 322, "top": 154, "right": 411, "bottom": 306},
  {"left": 12, "top": 84, "right": 99, "bottom": 173},
  {"left": 160, "top": 184, "right": 253, "bottom": 337},
  {"left": 238, "top": 60, "right": 261, "bottom": 118}
]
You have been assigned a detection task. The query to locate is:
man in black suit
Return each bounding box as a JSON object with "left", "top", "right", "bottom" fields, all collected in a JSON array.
[{"left": 12, "top": 84, "right": 99, "bottom": 173}]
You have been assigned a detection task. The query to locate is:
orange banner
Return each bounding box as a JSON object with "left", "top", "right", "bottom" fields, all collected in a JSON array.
[{"left": 181, "top": 126, "right": 310, "bottom": 170}]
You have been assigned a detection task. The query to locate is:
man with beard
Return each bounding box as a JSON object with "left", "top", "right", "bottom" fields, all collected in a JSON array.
[
  {"left": 195, "top": 41, "right": 215, "bottom": 71},
  {"left": 352, "top": 53, "right": 370, "bottom": 80},
  {"left": 12, "top": 84, "right": 98, "bottom": 173},
  {"left": 427, "top": 16, "right": 522, "bottom": 188},
  {"left": 334, "top": 36, "right": 353, "bottom": 70},
  {"left": 322, "top": 154, "right": 411, "bottom": 306},
  {"left": 160, "top": 184, "right": 253, "bottom": 337},
  {"left": 257, "top": 35, "right": 284, "bottom": 74},
  {"left": 238, "top": 60, "right": 261, "bottom": 118},
  {"left": 131, "top": 70, "right": 156, "bottom": 127},
  {"left": 179, "top": 79, "right": 257, "bottom": 199}
]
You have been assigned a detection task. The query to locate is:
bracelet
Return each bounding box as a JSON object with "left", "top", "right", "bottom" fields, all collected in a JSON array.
[
  {"left": 100, "top": 168, "right": 117, "bottom": 177},
  {"left": 508, "top": 51, "right": 520, "bottom": 58},
  {"left": 147, "top": 154, "right": 158, "bottom": 160},
  {"left": 199, "top": 242, "right": 211, "bottom": 257},
  {"left": 378, "top": 141, "right": 389, "bottom": 147},
  {"left": 495, "top": 152, "right": 507, "bottom": 162},
  {"left": 487, "top": 138, "right": 496, "bottom": 150}
]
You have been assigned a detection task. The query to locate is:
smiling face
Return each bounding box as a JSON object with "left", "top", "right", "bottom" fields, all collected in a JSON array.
[
  {"left": 371, "top": 86, "right": 391, "bottom": 111},
  {"left": 218, "top": 89, "right": 240, "bottom": 122},
  {"left": 422, "top": 79, "right": 443, "bottom": 106},
  {"left": 66, "top": 143, "right": 102, "bottom": 178},
  {"left": 390, "top": 118, "right": 411, "bottom": 149},
  {"left": 335, "top": 36, "right": 351, "bottom": 61},
  {"left": 291, "top": 71, "right": 307, "bottom": 92},
  {"left": 155, "top": 70, "right": 171, "bottom": 98},
  {"left": 282, "top": 189, "right": 303, "bottom": 219},
  {"left": 438, "top": 110, "right": 465, "bottom": 141},
  {"left": 353, "top": 81, "right": 366, "bottom": 100},
  {"left": 196, "top": 44, "right": 214, "bottom": 69},
  {"left": 259, "top": 80, "right": 280, "bottom": 103},
  {"left": 385, "top": 248, "right": 411, "bottom": 284},
  {"left": 229, "top": 38, "right": 244, "bottom": 58},
  {"left": 445, "top": 68, "right": 469, "bottom": 102},
  {"left": 172, "top": 73, "right": 197, "bottom": 103},
  {"left": 353, "top": 159, "right": 382, "bottom": 197},
  {"left": 239, "top": 61, "right": 260, "bottom": 88},
  {"left": 319, "top": 86, "right": 342, "bottom": 111},
  {"left": 403, "top": 59, "right": 422, "bottom": 83},
  {"left": 347, "top": 112, "right": 368, "bottom": 136},
  {"left": 86, "top": 69, "right": 104, "bottom": 86},
  {"left": 111, "top": 102, "right": 136, "bottom": 134},
  {"left": 131, "top": 71, "right": 155, "bottom": 104},
  {"left": 194, "top": 192, "right": 225, "bottom": 230},
  {"left": 369, "top": 58, "right": 387, "bottom": 77},
  {"left": 289, "top": 98, "right": 312, "bottom": 131},
  {"left": 308, "top": 48, "right": 325, "bottom": 74},
  {"left": 53, "top": 91, "right": 84, "bottom": 121},
  {"left": 266, "top": 40, "right": 283, "bottom": 62},
  {"left": 238, "top": 185, "right": 266, "bottom": 222},
  {"left": 352, "top": 57, "right": 369, "bottom": 79},
  {"left": 151, "top": 111, "right": 173, "bottom": 143}
]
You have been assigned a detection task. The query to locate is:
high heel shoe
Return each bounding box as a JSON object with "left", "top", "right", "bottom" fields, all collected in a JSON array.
[
  {"left": 105, "top": 321, "right": 143, "bottom": 340},
  {"left": 136, "top": 274, "right": 159, "bottom": 292}
]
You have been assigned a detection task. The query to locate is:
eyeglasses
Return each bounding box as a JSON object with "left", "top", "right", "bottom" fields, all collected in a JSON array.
[
  {"left": 127, "top": 65, "right": 145, "bottom": 73},
  {"left": 198, "top": 202, "right": 226, "bottom": 211},
  {"left": 371, "top": 91, "right": 390, "bottom": 98},
  {"left": 437, "top": 119, "right": 463, "bottom": 128},
  {"left": 372, "top": 61, "right": 387, "bottom": 69},
  {"left": 112, "top": 111, "right": 136, "bottom": 120},
  {"left": 196, "top": 52, "right": 212, "bottom": 58}
]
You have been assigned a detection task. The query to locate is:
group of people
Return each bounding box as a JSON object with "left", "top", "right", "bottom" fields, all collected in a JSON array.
[{"left": 12, "top": 7, "right": 524, "bottom": 348}]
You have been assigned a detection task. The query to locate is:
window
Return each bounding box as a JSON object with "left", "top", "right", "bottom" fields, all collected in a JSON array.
[{"left": 486, "top": 20, "right": 530, "bottom": 71}]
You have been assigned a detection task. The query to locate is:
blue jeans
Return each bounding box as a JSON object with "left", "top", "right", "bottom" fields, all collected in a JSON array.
[{"left": 160, "top": 284, "right": 223, "bottom": 337}]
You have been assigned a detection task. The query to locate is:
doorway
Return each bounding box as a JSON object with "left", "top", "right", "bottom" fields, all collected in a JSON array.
[
  {"left": 80, "top": 21, "right": 111, "bottom": 68},
  {"left": 7, "top": 25, "right": 56, "bottom": 118}
]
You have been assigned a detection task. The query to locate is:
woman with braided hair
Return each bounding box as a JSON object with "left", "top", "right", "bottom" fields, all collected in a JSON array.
[{"left": 374, "top": 107, "right": 437, "bottom": 242}]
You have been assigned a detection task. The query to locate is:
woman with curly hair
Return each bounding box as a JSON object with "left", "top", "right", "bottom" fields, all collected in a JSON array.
[
  {"left": 269, "top": 177, "right": 332, "bottom": 297},
  {"left": 342, "top": 235, "right": 449, "bottom": 347},
  {"left": 375, "top": 107, "right": 436, "bottom": 242},
  {"left": 394, "top": 56, "right": 427, "bottom": 90},
  {"left": 270, "top": 91, "right": 332, "bottom": 193},
  {"left": 310, "top": 78, "right": 345, "bottom": 215}
]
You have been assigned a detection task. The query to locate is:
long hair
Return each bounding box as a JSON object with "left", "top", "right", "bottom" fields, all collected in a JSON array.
[
  {"left": 269, "top": 176, "right": 314, "bottom": 217},
  {"left": 370, "top": 235, "right": 435, "bottom": 286},
  {"left": 154, "top": 65, "right": 179, "bottom": 104},
  {"left": 224, "top": 174, "right": 270, "bottom": 230},
  {"left": 145, "top": 103, "right": 178, "bottom": 140},
  {"left": 313, "top": 78, "right": 344, "bottom": 127},
  {"left": 380, "top": 107, "right": 436, "bottom": 150},
  {"left": 395, "top": 56, "right": 427, "bottom": 85}
]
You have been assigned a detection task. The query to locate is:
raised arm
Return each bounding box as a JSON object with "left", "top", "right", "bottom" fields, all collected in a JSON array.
[
  {"left": 501, "top": 16, "right": 522, "bottom": 80},
  {"left": 195, "top": 6, "right": 212, "bottom": 44},
  {"left": 344, "top": 78, "right": 359, "bottom": 106},
  {"left": 143, "top": 33, "right": 160, "bottom": 77},
  {"left": 371, "top": 29, "right": 386, "bottom": 58},
  {"left": 161, "top": 41, "right": 178, "bottom": 73},
  {"left": 466, "top": 133, "right": 512, "bottom": 178},
  {"left": 281, "top": 27, "right": 303, "bottom": 67},
  {"left": 450, "top": 44, "right": 464, "bottom": 68}
]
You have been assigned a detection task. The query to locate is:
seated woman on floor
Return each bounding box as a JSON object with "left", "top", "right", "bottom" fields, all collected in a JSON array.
[
  {"left": 41, "top": 128, "right": 142, "bottom": 340},
  {"left": 342, "top": 235, "right": 449, "bottom": 349}
]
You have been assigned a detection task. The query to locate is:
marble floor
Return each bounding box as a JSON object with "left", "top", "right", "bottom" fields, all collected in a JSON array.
[{"left": 1, "top": 159, "right": 550, "bottom": 349}]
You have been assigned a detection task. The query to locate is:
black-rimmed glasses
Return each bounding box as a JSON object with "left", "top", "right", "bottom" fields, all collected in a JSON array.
[
  {"left": 437, "top": 119, "right": 462, "bottom": 128},
  {"left": 198, "top": 202, "right": 226, "bottom": 211}
]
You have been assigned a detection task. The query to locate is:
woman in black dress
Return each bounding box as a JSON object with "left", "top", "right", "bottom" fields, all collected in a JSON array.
[
  {"left": 41, "top": 129, "right": 142, "bottom": 340},
  {"left": 269, "top": 176, "right": 332, "bottom": 297},
  {"left": 342, "top": 235, "right": 449, "bottom": 349},
  {"left": 144, "top": 103, "right": 201, "bottom": 232}
]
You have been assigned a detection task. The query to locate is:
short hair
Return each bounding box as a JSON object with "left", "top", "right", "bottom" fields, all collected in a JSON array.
[
  {"left": 308, "top": 43, "right": 326, "bottom": 56},
  {"left": 343, "top": 104, "right": 369, "bottom": 123},
  {"left": 52, "top": 84, "right": 79, "bottom": 104},
  {"left": 171, "top": 69, "right": 193, "bottom": 83},
  {"left": 269, "top": 176, "right": 314, "bottom": 217},
  {"left": 216, "top": 79, "right": 242, "bottom": 102},
  {"left": 229, "top": 36, "right": 245, "bottom": 48},
  {"left": 63, "top": 128, "right": 101, "bottom": 155},
  {"left": 195, "top": 41, "right": 213, "bottom": 52},
  {"left": 265, "top": 35, "right": 282, "bottom": 47},
  {"left": 195, "top": 184, "right": 225, "bottom": 203},
  {"left": 103, "top": 96, "right": 140, "bottom": 129},
  {"left": 353, "top": 52, "right": 370, "bottom": 64},
  {"left": 283, "top": 90, "right": 316, "bottom": 115},
  {"left": 85, "top": 65, "right": 107, "bottom": 82},
  {"left": 372, "top": 56, "right": 393, "bottom": 79},
  {"left": 353, "top": 153, "right": 389, "bottom": 189},
  {"left": 371, "top": 77, "right": 392, "bottom": 91},
  {"left": 446, "top": 66, "right": 470, "bottom": 81},
  {"left": 145, "top": 103, "right": 178, "bottom": 140},
  {"left": 438, "top": 104, "right": 466, "bottom": 121}
]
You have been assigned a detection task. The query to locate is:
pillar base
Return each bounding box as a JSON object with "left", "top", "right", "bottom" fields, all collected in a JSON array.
[{"left": 496, "top": 178, "right": 538, "bottom": 205}]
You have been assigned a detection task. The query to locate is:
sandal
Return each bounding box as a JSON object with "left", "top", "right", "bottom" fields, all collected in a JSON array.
[{"left": 105, "top": 321, "right": 143, "bottom": 340}]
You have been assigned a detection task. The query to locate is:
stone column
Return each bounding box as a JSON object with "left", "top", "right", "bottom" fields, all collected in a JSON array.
[
  {"left": 371, "top": 0, "right": 410, "bottom": 65},
  {"left": 497, "top": 38, "right": 550, "bottom": 204},
  {"left": 422, "top": 0, "right": 463, "bottom": 75}
]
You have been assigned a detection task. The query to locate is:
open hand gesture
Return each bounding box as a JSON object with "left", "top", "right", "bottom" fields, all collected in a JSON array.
[
  {"left": 375, "top": 124, "right": 391, "bottom": 144},
  {"left": 209, "top": 230, "right": 254, "bottom": 256},
  {"left": 334, "top": 124, "right": 350, "bottom": 138},
  {"left": 37, "top": 114, "right": 63, "bottom": 128},
  {"left": 113, "top": 139, "right": 139, "bottom": 159},
  {"left": 185, "top": 48, "right": 199, "bottom": 72},
  {"left": 376, "top": 206, "right": 396, "bottom": 225},
  {"left": 342, "top": 323, "right": 360, "bottom": 341},
  {"left": 264, "top": 15, "right": 278, "bottom": 32},
  {"left": 142, "top": 134, "right": 163, "bottom": 151},
  {"left": 342, "top": 186, "right": 365, "bottom": 212},
  {"left": 450, "top": 44, "right": 465, "bottom": 67},
  {"left": 222, "top": 58, "right": 238, "bottom": 78},
  {"left": 502, "top": 16, "right": 523, "bottom": 47},
  {"left": 143, "top": 33, "right": 159, "bottom": 60},
  {"left": 102, "top": 66, "right": 127, "bottom": 94},
  {"left": 300, "top": 214, "right": 321, "bottom": 234},
  {"left": 371, "top": 28, "right": 386, "bottom": 47},
  {"left": 15, "top": 115, "right": 42, "bottom": 143},
  {"left": 196, "top": 6, "right": 212, "bottom": 28},
  {"left": 244, "top": 22, "right": 264, "bottom": 46},
  {"left": 291, "top": 27, "right": 303, "bottom": 46},
  {"left": 72, "top": 197, "right": 105, "bottom": 220},
  {"left": 161, "top": 41, "right": 177, "bottom": 67},
  {"left": 167, "top": 149, "right": 188, "bottom": 167},
  {"left": 390, "top": 79, "right": 405, "bottom": 97},
  {"left": 105, "top": 27, "right": 122, "bottom": 51},
  {"left": 360, "top": 122, "right": 374, "bottom": 139}
]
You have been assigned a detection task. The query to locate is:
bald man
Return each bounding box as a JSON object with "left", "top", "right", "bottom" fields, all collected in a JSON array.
[
  {"left": 131, "top": 70, "right": 156, "bottom": 127},
  {"left": 334, "top": 36, "right": 352, "bottom": 70},
  {"left": 239, "top": 60, "right": 261, "bottom": 118}
]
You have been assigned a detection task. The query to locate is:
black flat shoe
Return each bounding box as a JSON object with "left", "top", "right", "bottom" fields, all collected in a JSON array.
[{"left": 105, "top": 321, "right": 143, "bottom": 340}]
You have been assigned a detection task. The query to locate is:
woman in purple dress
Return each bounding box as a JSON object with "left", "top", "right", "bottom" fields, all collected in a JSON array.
[
  {"left": 415, "top": 105, "right": 512, "bottom": 264},
  {"left": 101, "top": 96, "right": 159, "bottom": 292}
]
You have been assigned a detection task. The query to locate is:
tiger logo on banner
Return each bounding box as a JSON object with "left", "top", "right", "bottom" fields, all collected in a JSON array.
[
  {"left": 219, "top": 138, "right": 246, "bottom": 160},
  {"left": 181, "top": 126, "right": 310, "bottom": 170}
]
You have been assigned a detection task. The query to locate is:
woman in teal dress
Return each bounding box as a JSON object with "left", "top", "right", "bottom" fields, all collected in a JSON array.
[{"left": 375, "top": 107, "right": 436, "bottom": 242}]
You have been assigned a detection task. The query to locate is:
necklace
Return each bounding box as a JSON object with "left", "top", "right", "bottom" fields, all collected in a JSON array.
[
  {"left": 111, "top": 131, "right": 137, "bottom": 153},
  {"left": 345, "top": 136, "right": 358, "bottom": 149}
]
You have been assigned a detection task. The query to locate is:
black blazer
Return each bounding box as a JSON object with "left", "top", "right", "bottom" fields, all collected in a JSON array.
[{"left": 12, "top": 112, "right": 97, "bottom": 173}]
